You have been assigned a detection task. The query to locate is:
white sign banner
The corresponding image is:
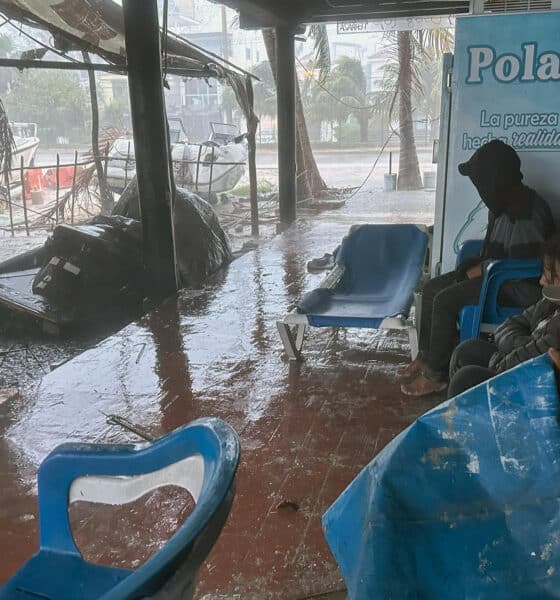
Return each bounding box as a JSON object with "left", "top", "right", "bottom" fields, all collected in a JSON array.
[
  {"left": 439, "top": 13, "right": 560, "bottom": 273},
  {"left": 336, "top": 16, "right": 455, "bottom": 35}
]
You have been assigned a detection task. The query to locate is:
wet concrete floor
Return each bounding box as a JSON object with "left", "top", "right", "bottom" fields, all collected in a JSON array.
[{"left": 0, "top": 198, "right": 443, "bottom": 598}]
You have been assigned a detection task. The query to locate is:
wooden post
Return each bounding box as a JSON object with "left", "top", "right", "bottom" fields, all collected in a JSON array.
[
  {"left": 55, "top": 153, "right": 60, "bottom": 227},
  {"left": 82, "top": 50, "right": 112, "bottom": 214},
  {"left": 195, "top": 144, "right": 202, "bottom": 193},
  {"left": 276, "top": 26, "right": 297, "bottom": 226},
  {"left": 20, "top": 156, "right": 29, "bottom": 236},
  {"left": 104, "top": 141, "right": 110, "bottom": 178},
  {"left": 124, "top": 140, "right": 131, "bottom": 189},
  {"left": 208, "top": 145, "right": 215, "bottom": 201},
  {"left": 70, "top": 150, "right": 78, "bottom": 224},
  {"left": 123, "top": 0, "right": 177, "bottom": 296},
  {"left": 248, "top": 130, "right": 259, "bottom": 236}
]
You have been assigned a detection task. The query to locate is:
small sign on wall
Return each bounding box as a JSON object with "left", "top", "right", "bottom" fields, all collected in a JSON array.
[{"left": 336, "top": 16, "right": 455, "bottom": 35}]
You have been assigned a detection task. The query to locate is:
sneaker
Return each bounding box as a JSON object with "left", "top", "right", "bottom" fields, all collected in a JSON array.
[
  {"left": 401, "top": 374, "right": 447, "bottom": 397},
  {"left": 398, "top": 358, "right": 426, "bottom": 381},
  {"left": 307, "top": 253, "right": 335, "bottom": 273}
]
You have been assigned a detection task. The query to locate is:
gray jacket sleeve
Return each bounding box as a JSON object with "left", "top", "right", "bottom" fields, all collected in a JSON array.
[
  {"left": 493, "top": 304, "right": 536, "bottom": 354},
  {"left": 492, "top": 311, "right": 560, "bottom": 373}
]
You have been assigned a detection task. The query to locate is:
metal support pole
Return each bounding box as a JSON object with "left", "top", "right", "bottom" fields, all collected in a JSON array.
[
  {"left": 123, "top": 0, "right": 177, "bottom": 297},
  {"left": 275, "top": 25, "right": 296, "bottom": 226}
]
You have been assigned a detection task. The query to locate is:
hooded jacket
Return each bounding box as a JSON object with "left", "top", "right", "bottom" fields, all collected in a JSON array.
[
  {"left": 457, "top": 140, "right": 553, "bottom": 273},
  {"left": 489, "top": 297, "right": 560, "bottom": 373}
]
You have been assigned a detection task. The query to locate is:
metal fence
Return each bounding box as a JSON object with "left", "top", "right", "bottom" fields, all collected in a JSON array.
[{"left": 0, "top": 146, "right": 248, "bottom": 236}]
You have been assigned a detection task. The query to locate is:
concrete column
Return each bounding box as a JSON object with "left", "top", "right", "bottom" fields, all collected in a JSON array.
[
  {"left": 123, "top": 0, "right": 177, "bottom": 297},
  {"left": 275, "top": 25, "right": 297, "bottom": 226}
]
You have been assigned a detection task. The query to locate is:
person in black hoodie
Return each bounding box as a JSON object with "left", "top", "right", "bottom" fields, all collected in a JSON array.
[{"left": 401, "top": 139, "right": 554, "bottom": 397}]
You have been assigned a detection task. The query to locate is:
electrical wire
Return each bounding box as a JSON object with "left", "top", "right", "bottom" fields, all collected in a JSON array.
[
  {"left": 346, "top": 80, "right": 400, "bottom": 200},
  {"left": 296, "top": 54, "right": 442, "bottom": 127},
  {"left": 296, "top": 55, "right": 377, "bottom": 111},
  {"left": 346, "top": 129, "right": 396, "bottom": 200}
]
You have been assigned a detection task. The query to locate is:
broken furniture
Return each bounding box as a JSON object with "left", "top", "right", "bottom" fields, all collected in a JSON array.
[
  {"left": 0, "top": 417, "right": 240, "bottom": 600},
  {"left": 277, "top": 224, "right": 429, "bottom": 360},
  {"left": 0, "top": 217, "right": 144, "bottom": 333},
  {"left": 456, "top": 239, "right": 542, "bottom": 341},
  {"left": 323, "top": 354, "right": 560, "bottom": 597}
]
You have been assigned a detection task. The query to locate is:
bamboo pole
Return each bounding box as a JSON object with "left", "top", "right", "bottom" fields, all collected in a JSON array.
[{"left": 55, "top": 153, "right": 60, "bottom": 227}]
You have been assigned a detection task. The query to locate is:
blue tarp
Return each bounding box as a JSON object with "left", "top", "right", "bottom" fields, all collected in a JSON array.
[
  {"left": 298, "top": 224, "right": 428, "bottom": 328},
  {"left": 323, "top": 355, "right": 560, "bottom": 599}
]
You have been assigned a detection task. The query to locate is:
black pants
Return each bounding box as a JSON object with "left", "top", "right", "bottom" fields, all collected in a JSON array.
[
  {"left": 418, "top": 271, "right": 482, "bottom": 381},
  {"left": 447, "top": 339, "right": 497, "bottom": 398}
]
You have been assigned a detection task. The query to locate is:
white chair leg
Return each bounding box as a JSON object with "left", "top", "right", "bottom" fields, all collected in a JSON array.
[
  {"left": 408, "top": 326, "right": 419, "bottom": 360},
  {"left": 276, "top": 320, "right": 302, "bottom": 361},
  {"left": 295, "top": 324, "right": 307, "bottom": 353}
]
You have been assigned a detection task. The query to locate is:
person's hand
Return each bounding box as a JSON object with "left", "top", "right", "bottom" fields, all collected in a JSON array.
[
  {"left": 548, "top": 348, "right": 560, "bottom": 370},
  {"left": 466, "top": 264, "right": 483, "bottom": 279}
]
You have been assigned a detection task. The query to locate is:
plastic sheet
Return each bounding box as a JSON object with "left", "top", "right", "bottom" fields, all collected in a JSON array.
[{"left": 323, "top": 355, "right": 560, "bottom": 599}]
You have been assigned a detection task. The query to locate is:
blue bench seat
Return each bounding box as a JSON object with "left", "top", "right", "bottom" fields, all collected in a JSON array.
[{"left": 277, "top": 224, "right": 428, "bottom": 360}]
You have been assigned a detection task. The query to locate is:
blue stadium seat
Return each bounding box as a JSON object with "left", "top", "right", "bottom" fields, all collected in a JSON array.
[{"left": 0, "top": 417, "right": 240, "bottom": 600}]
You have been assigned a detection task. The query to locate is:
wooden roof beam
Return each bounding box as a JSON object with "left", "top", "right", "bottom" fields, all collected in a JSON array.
[
  {"left": 301, "top": 2, "right": 469, "bottom": 22},
  {"left": 219, "top": 0, "right": 300, "bottom": 28}
]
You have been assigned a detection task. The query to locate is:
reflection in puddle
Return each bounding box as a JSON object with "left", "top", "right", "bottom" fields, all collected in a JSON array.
[{"left": 70, "top": 485, "right": 195, "bottom": 569}]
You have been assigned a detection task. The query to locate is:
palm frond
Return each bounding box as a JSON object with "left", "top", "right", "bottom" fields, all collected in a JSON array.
[{"left": 308, "top": 24, "right": 331, "bottom": 83}]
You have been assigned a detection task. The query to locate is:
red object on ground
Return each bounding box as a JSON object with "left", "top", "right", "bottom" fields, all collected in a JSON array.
[
  {"left": 43, "top": 166, "right": 77, "bottom": 189},
  {"left": 23, "top": 168, "right": 45, "bottom": 199}
]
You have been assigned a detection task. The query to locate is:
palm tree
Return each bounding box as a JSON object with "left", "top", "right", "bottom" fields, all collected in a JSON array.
[
  {"left": 307, "top": 56, "right": 371, "bottom": 143},
  {"left": 373, "top": 28, "right": 454, "bottom": 190},
  {"left": 397, "top": 30, "right": 422, "bottom": 190},
  {"left": 220, "top": 60, "right": 277, "bottom": 126}
]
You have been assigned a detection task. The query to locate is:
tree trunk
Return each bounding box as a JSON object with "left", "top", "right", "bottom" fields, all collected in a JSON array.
[
  {"left": 294, "top": 78, "right": 328, "bottom": 197},
  {"left": 359, "top": 112, "right": 368, "bottom": 143},
  {"left": 82, "top": 51, "right": 113, "bottom": 214},
  {"left": 262, "top": 28, "right": 328, "bottom": 201},
  {"left": 397, "top": 31, "right": 422, "bottom": 190}
]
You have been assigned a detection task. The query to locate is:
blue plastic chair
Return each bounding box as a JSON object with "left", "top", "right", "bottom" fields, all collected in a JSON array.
[
  {"left": 277, "top": 224, "right": 429, "bottom": 360},
  {"left": 455, "top": 240, "right": 542, "bottom": 341},
  {"left": 0, "top": 417, "right": 240, "bottom": 600}
]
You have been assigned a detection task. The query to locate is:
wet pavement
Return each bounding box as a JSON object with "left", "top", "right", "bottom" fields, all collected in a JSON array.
[{"left": 0, "top": 188, "right": 443, "bottom": 598}]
